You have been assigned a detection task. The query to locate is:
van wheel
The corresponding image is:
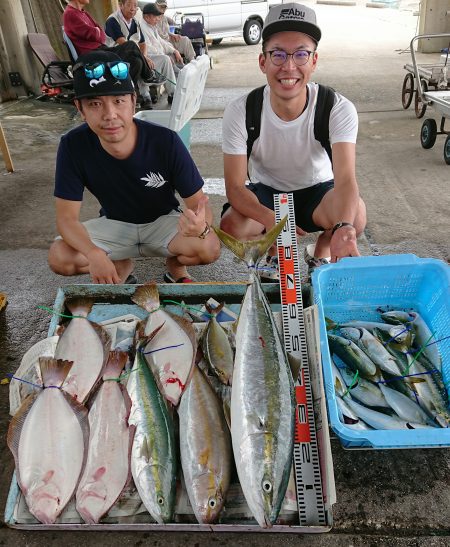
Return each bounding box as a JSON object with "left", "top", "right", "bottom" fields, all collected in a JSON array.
[
  {"left": 212, "top": 38, "right": 223, "bottom": 45},
  {"left": 244, "top": 19, "right": 262, "bottom": 45}
]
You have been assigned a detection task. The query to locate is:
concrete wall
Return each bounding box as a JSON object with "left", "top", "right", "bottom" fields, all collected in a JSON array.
[
  {"left": 0, "top": 0, "right": 118, "bottom": 102},
  {"left": 418, "top": 0, "right": 450, "bottom": 53}
]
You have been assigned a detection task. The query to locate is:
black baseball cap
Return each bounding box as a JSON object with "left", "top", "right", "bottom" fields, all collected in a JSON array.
[
  {"left": 263, "top": 3, "right": 321, "bottom": 44},
  {"left": 142, "top": 3, "right": 162, "bottom": 15},
  {"left": 73, "top": 50, "right": 135, "bottom": 99}
]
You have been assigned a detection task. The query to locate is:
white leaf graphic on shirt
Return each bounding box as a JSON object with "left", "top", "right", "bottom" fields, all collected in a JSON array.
[{"left": 140, "top": 172, "right": 167, "bottom": 188}]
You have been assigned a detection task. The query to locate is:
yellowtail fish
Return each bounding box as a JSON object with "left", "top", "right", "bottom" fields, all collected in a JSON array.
[
  {"left": 179, "top": 364, "right": 232, "bottom": 523},
  {"left": 127, "top": 325, "right": 177, "bottom": 523},
  {"left": 214, "top": 218, "right": 296, "bottom": 529},
  {"left": 202, "top": 302, "right": 234, "bottom": 386}
]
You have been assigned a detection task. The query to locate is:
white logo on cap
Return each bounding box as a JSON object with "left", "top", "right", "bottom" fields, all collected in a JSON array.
[
  {"left": 279, "top": 8, "right": 306, "bottom": 20},
  {"left": 89, "top": 75, "right": 107, "bottom": 87}
]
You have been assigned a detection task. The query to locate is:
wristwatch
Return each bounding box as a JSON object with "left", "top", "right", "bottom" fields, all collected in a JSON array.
[
  {"left": 331, "top": 221, "right": 354, "bottom": 235},
  {"left": 198, "top": 222, "right": 210, "bottom": 239}
]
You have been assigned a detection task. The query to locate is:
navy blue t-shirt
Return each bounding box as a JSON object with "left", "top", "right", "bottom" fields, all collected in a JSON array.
[
  {"left": 104, "top": 16, "right": 145, "bottom": 43},
  {"left": 54, "top": 118, "right": 204, "bottom": 224}
]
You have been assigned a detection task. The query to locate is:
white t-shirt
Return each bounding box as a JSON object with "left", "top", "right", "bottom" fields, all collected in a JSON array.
[{"left": 222, "top": 83, "right": 358, "bottom": 191}]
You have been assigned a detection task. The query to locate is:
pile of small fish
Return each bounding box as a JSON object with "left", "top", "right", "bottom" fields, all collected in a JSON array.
[
  {"left": 327, "top": 310, "right": 449, "bottom": 430},
  {"left": 7, "top": 218, "right": 296, "bottom": 528}
]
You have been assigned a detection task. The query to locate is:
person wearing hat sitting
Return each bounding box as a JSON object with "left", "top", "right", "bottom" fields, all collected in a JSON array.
[
  {"left": 48, "top": 50, "right": 220, "bottom": 285},
  {"left": 220, "top": 2, "right": 366, "bottom": 278},
  {"left": 105, "top": 0, "right": 166, "bottom": 109},
  {"left": 63, "top": 0, "right": 164, "bottom": 110},
  {"left": 154, "top": 0, "right": 196, "bottom": 63},
  {"left": 140, "top": 3, "right": 185, "bottom": 104}
]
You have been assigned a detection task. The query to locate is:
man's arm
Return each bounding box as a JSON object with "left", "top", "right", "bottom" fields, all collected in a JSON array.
[
  {"left": 55, "top": 198, "right": 120, "bottom": 283},
  {"left": 224, "top": 153, "right": 275, "bottom": 232},
  {"left": 327, "top": 142, "right": 361, "bottom": 259}
]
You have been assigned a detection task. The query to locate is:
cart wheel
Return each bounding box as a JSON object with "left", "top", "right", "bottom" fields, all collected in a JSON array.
[
  {"left": 443, "top": 135, "right": 450, "bottom": 164},
  {"left": 414, "top": 79, "right": 428, "bottom": 118},
  {"left": 420, "top": 119, "right": 437, "bottom": 149},
  {"left": 401, "top": 73, "right": 414, "bottom": 109}
]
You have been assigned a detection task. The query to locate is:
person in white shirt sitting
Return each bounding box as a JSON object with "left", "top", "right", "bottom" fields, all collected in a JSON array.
[
  {"left": 154, "top": 0, "right": 196, "bottom": 62},
  {"left": 140, "top": 3, "right": 184, "bottom": 102}
]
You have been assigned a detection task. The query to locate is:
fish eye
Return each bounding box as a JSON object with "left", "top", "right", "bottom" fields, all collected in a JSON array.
[
  {"left": 208, "top": 497, "right": 217, "bottom": 508},
  {"left": 262, "top": 480, "right": 272, "bottom": 493},
  {"left": 157, "top": 496, "right": 165, "bottom": 506}
]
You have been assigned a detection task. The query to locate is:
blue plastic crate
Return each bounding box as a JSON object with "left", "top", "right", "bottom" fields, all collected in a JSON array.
[{"left": 312, "top": 254, "right": 450, "bottom": 449}]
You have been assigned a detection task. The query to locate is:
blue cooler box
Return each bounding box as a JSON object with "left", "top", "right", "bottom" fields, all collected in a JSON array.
[{"left": 312, "top": 254, "right": 450, "bottom": 449}]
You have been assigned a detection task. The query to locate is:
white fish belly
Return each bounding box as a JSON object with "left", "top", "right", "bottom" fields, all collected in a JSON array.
[
  {"left": 18, "top": 390, "right": 84, "bottom": 523},
  {"left": 145, "top": 311, "right": 193, "bottom": 405},
  {"left": 76, "top": 382, "right": 130, "bottom": 523},
  {"left": 56, "top": 318, "right": 105, "bottom": 402}
]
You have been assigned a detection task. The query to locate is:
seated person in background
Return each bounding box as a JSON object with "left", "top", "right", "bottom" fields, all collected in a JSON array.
[
  {"left": 63, "top": 0, "right": 164, "bottom": 109},
  {"left": 155, "top": 0, "right": 196, "bottom": 62},
  {"left": 220, "top": 3, "right": 366, "bottom": 278},
  {"left": 48, "top": 50, "right": 220, "bottom": 285},
  {"left": 105, "top": 0, "right": 165, "bottom": 109},
  {"left": 141, "top": 3, "right": 185, "bottom": 103}
]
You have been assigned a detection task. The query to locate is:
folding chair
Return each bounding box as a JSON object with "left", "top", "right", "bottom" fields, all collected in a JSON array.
[
  {"left": 62, "top": 27, "right": 79, "bottom": 63},
  {"left": 180, "top": 13, "right": 209, "bottom": 58},
  {"left": 27, "top": 33, "right": 74, "bottom": 102}
]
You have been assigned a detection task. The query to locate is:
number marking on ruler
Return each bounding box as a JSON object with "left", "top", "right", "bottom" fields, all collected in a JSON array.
[{"left": 274, "top": 193, "right": 326, "bottom": 527}]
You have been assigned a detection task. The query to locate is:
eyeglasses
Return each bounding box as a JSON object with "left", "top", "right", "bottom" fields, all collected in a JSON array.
[
  {"left": 265, "top": 49, "right": 315, "bottom": 67},
  {"left": 74, "top": 61, "right": 130, "bottom": 80}
]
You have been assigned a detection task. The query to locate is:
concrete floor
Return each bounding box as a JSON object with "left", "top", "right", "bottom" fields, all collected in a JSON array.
[{"left": 0, "top": 0, "right": 449, "bottom": 544}]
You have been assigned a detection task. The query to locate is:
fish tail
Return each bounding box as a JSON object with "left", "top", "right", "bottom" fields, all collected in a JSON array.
[
  {"left": 213, "top": 216, "right": 287, "bottom": 266},
  {"left": 39, "top": 357, "right": 73, "bottom": 387},
  {"left": 103, "top": 350, "right": 128, "bottom": 380},
  {"left": 131, "top": 283, "right": 160, "bottom": 312},
  {"left": 205, "top": 302, "right": 225, "bottom": 317},
  {"left": 65, "top": 297, "right": 94, "bottom": 317}
]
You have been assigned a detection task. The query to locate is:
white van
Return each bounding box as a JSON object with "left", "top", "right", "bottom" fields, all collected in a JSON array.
[{"left": 138, "top": 0, "right": 269, "bottom": 45}]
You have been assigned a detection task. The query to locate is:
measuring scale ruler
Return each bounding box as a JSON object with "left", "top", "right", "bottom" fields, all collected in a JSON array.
[{"left": 274, "top": 192, "right": 326, "bottom": 526}]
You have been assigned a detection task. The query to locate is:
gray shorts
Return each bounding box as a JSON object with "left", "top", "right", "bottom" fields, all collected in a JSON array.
[{"left": 57, "top": 212, "right": 180, "bottom": 260}]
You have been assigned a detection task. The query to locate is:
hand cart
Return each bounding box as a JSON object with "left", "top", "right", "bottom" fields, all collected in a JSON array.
[
  {"left": 402, "top": 34, "right": 450, "bottom": 119},
  {"left": 409, "top": 33, "right": 450, "bottom": 164}
]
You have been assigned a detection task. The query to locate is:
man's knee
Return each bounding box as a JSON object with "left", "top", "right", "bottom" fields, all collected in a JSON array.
[
  {"left": 200, "top": 238, "right": 221, "bottom": 264},
  {"left": 219, "top": 212, "right": 236, "bottom": 236}
]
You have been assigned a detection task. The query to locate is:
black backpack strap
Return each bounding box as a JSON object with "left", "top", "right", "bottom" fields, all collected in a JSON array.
[
  {"left": 245, "top": 85, "right": 266, "bottom": 161},
  {"left": 314, "top": 84, "right": 336, "bottom": 163}
]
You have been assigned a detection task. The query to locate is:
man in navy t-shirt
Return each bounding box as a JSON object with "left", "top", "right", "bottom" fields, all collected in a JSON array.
[{"left": 48, "top": 49, "right": 220, "bottom": 284}]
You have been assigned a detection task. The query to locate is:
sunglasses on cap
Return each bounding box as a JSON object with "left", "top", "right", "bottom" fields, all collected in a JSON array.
[{"left": 74, "top": 61, "right": 130, "bottom": 80}]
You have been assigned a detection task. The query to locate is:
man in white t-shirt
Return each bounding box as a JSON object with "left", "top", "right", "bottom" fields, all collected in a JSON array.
[{"left": 221, "top": 3, "right": 366, "bottom": 276}]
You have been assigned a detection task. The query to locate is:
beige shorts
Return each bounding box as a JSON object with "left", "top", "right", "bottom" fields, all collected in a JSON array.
[{"left": 58, "top": 212, "right": 181, "bottom": 260}]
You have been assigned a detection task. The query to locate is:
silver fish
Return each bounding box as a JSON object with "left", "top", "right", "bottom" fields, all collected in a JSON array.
[
  {"left": 381, "top": 310, "right": 442, "bottom": 372},
  {"left": 344, "top": 398, "right": 433, "bottom": 430},
  {"left": 378, "top": 383, "right": 436, "bottom": 426},
  {"left": 336, "top": 396, "right": 371, "bottom": 430},
  {"left": 179, "top": 365, "right": 231, "bottom": 523},
  {"left": 338, "top": 365, "right": 389, "bottom": 408},
  {"left": 328, "top": 334, "right": 377, "bottom": 379},
  {"left": 76, "top": 351, "right": 133, "bottom": 524},
  {"left": 340, "top": 327, "right": 402, "bottom": 376},
  {"left": 8, "top": 358, "right": 88, "bottom": 524},
  {"left": 214, "top": 219, "right": 295, "bottom": 529}
]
